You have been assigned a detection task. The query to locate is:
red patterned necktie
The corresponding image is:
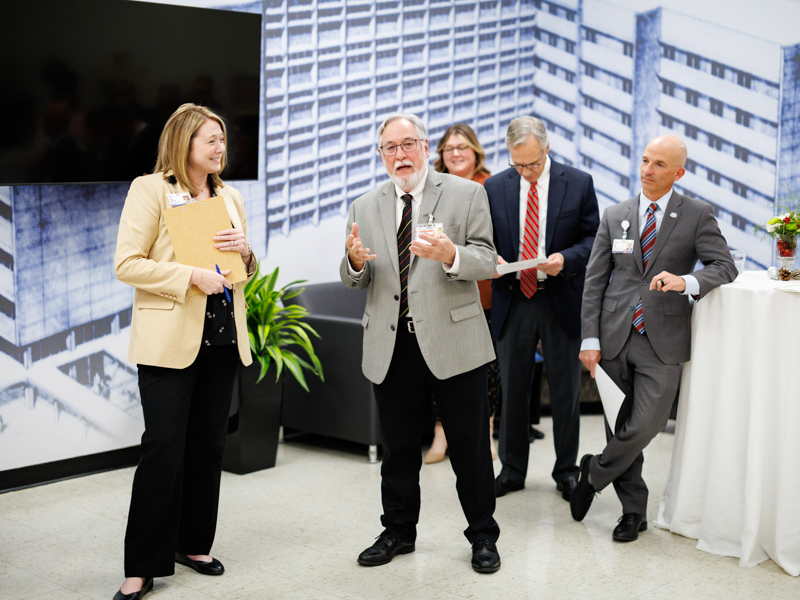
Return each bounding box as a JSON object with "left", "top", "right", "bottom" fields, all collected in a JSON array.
[
  {"left": 398, "top": 194, "right": 413, "bottom": 318},
  {"left": 633, "top": 202, "right": 658, "bottom": 334},
  {"left": 520, "top": 182, "right": 539, "bottom": 298}
]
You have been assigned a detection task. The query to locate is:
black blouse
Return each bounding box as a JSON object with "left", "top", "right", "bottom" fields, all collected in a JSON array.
[{"left": 200, "top": 184, "right": 237, "bottom": 348}]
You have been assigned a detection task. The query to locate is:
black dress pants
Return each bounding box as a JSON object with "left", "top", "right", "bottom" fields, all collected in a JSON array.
[
  {"left": 496, "top": 287, "right": 581, "bottom": 484},
  {"left": 124, "top": 344, "right": 238, "bottom": 577},
  {"left": 373, "top": 322, "right": 500, "bottom": 544}
]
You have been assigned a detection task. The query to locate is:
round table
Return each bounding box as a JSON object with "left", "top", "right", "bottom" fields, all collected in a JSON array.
[{"left": 656, "top": 270, "right": 800, "bottom": 576}]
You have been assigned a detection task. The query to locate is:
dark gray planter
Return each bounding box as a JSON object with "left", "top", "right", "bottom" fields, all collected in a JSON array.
[{"left": 223, "top": 361, "right": 283, "bottom": 474}]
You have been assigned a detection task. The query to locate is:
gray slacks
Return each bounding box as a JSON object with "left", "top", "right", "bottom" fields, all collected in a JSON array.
[{"left": 591, "top": 327, "right": 680, "bottom": 516}]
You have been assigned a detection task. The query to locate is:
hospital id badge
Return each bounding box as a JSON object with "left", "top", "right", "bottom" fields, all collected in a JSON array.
[
  {"left": 415, "top": 223, "right": 443, "bottom": 245},
  {"left": 612, "top": 239, "right": 634, "bottom": 254},
  {"left": 167, "top": 192, "right": 191, "bottom": 207}
]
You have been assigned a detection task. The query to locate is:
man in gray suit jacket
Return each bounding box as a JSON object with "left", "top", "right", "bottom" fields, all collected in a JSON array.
[
  {"left": 340, "top": 114, "right": 501, "bottom": 573},
  {"left": 571, "top": 135, "right": 737, "bottom": 542}
]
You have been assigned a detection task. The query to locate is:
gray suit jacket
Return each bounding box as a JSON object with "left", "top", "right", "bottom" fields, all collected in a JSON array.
[
  {"left": 340, "top": 169, "right": 497, "bottom": 384},
  {"left": 581, "top": 191, "right": 737, "bottom": 365}
]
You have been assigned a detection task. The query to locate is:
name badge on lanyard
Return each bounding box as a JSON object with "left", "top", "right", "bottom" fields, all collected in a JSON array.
[
  {"left": 167, "top": 192, "right": 191, "bottom": 207},
  {"left": 612, "top": 239, "right": 634, "bottom": 254},
  {"left": 612, "top": 219, "right": 633, "bottom": 253}
]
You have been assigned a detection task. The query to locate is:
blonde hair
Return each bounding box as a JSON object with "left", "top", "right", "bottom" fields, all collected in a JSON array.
[
  {"left": 154, "top": 103, "right": 227, "bottom": 197},
  {"left": 434, "top": 123, "right": 490, "bottom": 178}
]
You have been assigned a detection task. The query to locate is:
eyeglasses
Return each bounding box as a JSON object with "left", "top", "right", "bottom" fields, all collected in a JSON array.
[
  {"left": 508, "top": 154, "right": 546, "bottom": 172},
  {"left": 379, "top": 138, "right": 420, "bottom": 156},
  {"left": 442, "top": 145, "right": 470, "bottom": 155}
]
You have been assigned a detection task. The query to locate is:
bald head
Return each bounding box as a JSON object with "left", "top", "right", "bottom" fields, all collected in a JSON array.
[
  {"left": 640, "top": 135, "right": 687, "bottom": 200},
  {"left": 648, "top": 135, "right": 687, "bottom": 166}
]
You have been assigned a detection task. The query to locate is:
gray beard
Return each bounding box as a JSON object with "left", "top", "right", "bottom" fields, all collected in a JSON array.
[{"left": 389, "top": 162, "right": 427, "bottom": 193}]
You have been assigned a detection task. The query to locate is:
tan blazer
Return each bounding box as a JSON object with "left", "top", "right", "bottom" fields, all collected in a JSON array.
[{"left": 114, "top": 172, "right": 256, "bottom": 369}]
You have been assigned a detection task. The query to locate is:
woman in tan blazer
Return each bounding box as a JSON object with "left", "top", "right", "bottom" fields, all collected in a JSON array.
[{"left": 112, "top": 104, "right": 256, "bottom": 600}]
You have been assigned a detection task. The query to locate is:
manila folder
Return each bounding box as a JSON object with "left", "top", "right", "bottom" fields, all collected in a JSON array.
[{"left": 163, "top": 197, "right": 247, "bottom": 295}]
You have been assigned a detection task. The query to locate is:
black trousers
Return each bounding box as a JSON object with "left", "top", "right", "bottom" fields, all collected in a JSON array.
[
  {"left": 496, "top": 287, "right": 581, "bottom": 484},
  {"left": 373, "top": 322, "right": 500, "bottom": 544},
  {"left": 124, "top": 344, "right": 238, "bottom": 577}
]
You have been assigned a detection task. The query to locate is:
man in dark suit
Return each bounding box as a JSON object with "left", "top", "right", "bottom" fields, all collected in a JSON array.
[
  {"left": 340, "top": 113, "right": 501, "bottom": 573},
  {"left": 572, "top": 135, "right": 737, "bottom": 541},
  {"left": 486, "top": 116, "right": 599, "bottom": 501}
]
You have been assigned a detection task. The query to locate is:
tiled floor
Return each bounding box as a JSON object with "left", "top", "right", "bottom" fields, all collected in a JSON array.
[{"left": 1, "top": 415, "right": 797, "bottom": 599}]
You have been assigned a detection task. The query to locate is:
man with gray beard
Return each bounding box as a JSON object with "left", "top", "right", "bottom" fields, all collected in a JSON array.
[{"left": 340, "top": 113, "right": 501, "bottom": 573}]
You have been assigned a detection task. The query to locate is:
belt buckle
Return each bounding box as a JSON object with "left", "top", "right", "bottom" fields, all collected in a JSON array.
[{"left": 406, "top": 319, "right": 415, "bottom": 334}]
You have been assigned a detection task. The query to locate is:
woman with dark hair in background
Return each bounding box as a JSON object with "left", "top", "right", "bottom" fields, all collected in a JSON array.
[
  {"left": 112, "top": 103, "right": 257, "bottom": 599},
  {"left": 426, "top": 123, "right": 500, "bottom": 463}
]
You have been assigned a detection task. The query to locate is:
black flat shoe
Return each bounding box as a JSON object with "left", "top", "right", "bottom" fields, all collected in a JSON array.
[
  {"left": 557, "top": 475, "right": 578, "bottom": 501},
  {"left": 357, "top": 532, "right": 415, "bottom": 566},
  {"left": 112, "top": 577, "right": 153, "bottom": 600},
  {"left": 494, "top": 474, "right": 524, "bottom": 497},
  {"left": 175, "top": 551, "right": 225, "bottom": 576},
  {"left": 471, "top": 540, "right": 501, "bottom": 573},
  {"left": 570, "top": 454, "right": 597, "bottom": 521},
  {"left": 612, "top": 513, "right": 647, "bottom": 542}
]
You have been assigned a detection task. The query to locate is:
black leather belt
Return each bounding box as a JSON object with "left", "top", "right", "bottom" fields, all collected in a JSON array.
[{"left": 509, "top": 278, "right": 547, "bottom": 292}]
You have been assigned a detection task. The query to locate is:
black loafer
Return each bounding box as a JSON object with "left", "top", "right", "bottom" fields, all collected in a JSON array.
[
  {"left": 357, "top": 533, "right": 415, "bottom": 566},
  {"left": 612, "top": 513, "right": 647, "bottom": 542},
  {"left": 112, "top": 577, "right": 153, "bottom": 600},
  {"left": 175, "top": 552, "right": 225, "bottom": 576},
  {"left": 529, "top": 426, "right": 545, "bottom": 442},
  {"left": 570, "top": 454, "right": 597, "bottom": 521},
  {"left": 471, "top": 540, "right": 501, "bottom": 573},
  {"left": 494, "top": 474, "right": 524, "bottom": 497},
  {"left": 556, "top": 475, "right": 578, "bottom": 501}
]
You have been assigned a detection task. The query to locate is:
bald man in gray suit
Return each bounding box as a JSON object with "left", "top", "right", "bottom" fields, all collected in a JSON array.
[
  {"left": 341, "top": 113, "right": 501, "bottom": 573},
  {"left": 571, "top": 135, "right": 737, "bottom": 542}
]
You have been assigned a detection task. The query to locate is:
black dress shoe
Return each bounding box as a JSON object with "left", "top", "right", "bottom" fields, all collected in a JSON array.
[
  {"left": 529, "top": 426, "right": 545, "bottom": 442},
  {"left": 175, "top": 552, "right": 225, "bottom": 576},
  {"left": 112, "top": 577, "right": 153, "bottom": 600},
  {"left": 613, "top": 513, "right": 647, "bottom": 542},
  {"left": 570, "top": 454, "right": 597, "bottom": 521},
  {"left": 471, "top": 540, "right": 501, "bottom": 573},
  {"left": 556, "top": 475, "right": 578, "bottom": 501},
  {"left": 494, "top": 474, "right": 524, "bottom": 497},
  {"left": 357, "top": 533, "right": 415, "bottom": 566}
]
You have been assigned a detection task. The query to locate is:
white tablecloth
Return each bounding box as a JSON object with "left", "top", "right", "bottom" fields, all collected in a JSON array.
[{"left": 656, "top": 271, "right": 800, "bottom": 576}]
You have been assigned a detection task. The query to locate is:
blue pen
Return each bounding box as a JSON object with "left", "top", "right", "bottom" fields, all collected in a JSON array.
[{"left": 215, "top": 264, "right": 232, "bottom": 302}]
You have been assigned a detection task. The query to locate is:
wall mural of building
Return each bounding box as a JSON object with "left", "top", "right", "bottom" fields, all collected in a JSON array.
[{"left": 1, "top": 0, "right": 798, "bottom": 474}]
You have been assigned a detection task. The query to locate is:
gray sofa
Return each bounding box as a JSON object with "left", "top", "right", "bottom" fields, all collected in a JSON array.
[{"left": 281, "top": 282, "right": 381, "bottom": 462}]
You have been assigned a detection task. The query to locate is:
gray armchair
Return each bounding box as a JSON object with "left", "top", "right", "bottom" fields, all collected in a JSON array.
[{"left": 281, "top": 282, "right": 381, "bottom": 462}]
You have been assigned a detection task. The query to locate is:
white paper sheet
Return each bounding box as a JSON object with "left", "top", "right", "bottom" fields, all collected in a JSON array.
[
  {"left": 594, "top": 365, "right": 625, "bottom": 432},
  {"left": 496, "top": 257, "right": 548, "bottom": 275}
]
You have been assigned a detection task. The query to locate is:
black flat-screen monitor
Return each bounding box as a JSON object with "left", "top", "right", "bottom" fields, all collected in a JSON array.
[{"left": 1, "top": 0, "right": 261, "bottom": 185}]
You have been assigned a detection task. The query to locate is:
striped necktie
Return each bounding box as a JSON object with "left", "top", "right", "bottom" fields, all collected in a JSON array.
[
  {"left": 398, "top": 194, "right": 413, "bottom": 318},
  {"left": 520, "top": 182, "right": 539, "bottom": 298},
  {"left": 633, "top": 202, "right": 658, "bottom": 334}
]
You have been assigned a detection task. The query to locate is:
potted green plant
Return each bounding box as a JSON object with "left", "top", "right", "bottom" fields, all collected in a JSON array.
[{"left": 223, "top": 265, "right": 323, "bottom": 474}]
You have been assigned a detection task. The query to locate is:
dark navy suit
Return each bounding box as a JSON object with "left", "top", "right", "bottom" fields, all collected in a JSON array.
[{"left": 486, "top": 160, "right": 599, "bottom": 484}]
